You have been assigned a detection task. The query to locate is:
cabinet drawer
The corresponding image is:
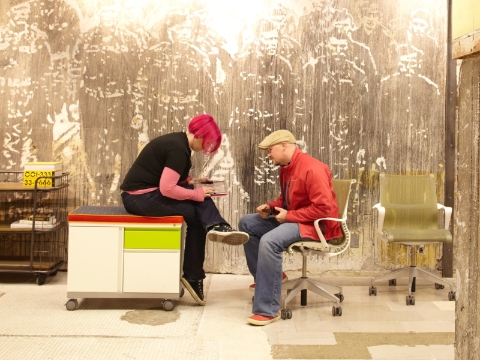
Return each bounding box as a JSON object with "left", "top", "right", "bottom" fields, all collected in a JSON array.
[{"left": 124, "top": 227, "right": 181, "bottom": 250}]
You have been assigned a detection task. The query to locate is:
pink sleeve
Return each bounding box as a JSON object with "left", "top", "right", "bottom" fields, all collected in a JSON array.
[{"left": 160, "top": 167, "right": 204, "bottom": 202}]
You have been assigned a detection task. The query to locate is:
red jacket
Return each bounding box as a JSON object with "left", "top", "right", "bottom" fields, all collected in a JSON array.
[{"left": 267, "top": 148, "right": 342, "bottom": 240}]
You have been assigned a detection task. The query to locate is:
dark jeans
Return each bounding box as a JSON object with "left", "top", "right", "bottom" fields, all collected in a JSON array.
[{"left": 121, "top": 189, "right": 227, "bottom": 280}]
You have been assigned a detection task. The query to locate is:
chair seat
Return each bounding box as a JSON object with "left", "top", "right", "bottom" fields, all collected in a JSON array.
[
  {"left": 288, "top": 240, "right": 326, "bottom": 252},
  {"left": 383, "top": 228, "right": 452, "bottom": 243}
]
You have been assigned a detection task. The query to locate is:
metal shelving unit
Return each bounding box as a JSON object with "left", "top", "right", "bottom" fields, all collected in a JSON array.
[{"left": 0, "top": 171, "right": 69, "bottom": 285}]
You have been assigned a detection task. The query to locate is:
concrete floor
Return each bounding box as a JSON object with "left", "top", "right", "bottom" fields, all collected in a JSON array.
[{"left": 0, "top": 271, "right": 455, "bottom": 360}]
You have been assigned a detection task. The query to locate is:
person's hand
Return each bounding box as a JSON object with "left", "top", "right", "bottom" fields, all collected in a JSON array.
[
  {"left": 197, "top": 177, "right": 213, "bottom": 184},
  {"left": 273, "top": 207, "right": 287, "bottom": 223},
  {"left": 256, "top": 204, "right": 271, "bottom": 219},
  {"left": 202, "top": 186, "right": 215, "bottom": 198},
  {"left": 188, "top": 177, "right": 213, "bottom": 185}
]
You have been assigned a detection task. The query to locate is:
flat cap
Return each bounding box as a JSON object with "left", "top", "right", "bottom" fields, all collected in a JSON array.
[{"left": 258, "top": 130, "right": 297, "bottom": 149}]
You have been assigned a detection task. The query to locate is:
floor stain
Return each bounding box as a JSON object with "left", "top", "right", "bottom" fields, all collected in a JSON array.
[
  {"left": 121, "top": 307, "right": 181, "bottom": 326},
  {"left": 272, "top": 332, "right": 455, "bottom": 359}
]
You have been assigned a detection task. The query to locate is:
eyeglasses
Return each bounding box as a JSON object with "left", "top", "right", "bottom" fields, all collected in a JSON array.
[{"left": 267, "top": 144, "right": 281, "bottom": 154}]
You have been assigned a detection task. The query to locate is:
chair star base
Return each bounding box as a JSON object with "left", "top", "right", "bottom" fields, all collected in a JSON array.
[{"left": 369, "top": 264, "right": 456, "bottom": 304}]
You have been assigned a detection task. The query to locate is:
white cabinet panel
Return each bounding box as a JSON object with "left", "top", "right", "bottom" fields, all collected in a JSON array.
[
  {"left": 123, "top": 252, "right": 180, "bottom": 293},
  {"left": 67, "top": 226, "right": 122, "bottom": 292}
]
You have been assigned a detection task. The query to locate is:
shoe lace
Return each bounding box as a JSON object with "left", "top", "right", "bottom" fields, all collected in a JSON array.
[
  {"left": 197, "top": 279, "right": 204, "bottom": 299},
  {"left": 213, "top": 224, "right": 234, "bottom": 232}
]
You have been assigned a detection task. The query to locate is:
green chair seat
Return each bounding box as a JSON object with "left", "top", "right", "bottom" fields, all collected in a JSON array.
[{"left": 383, "top": 228, "right": 452, "bottom": 243}]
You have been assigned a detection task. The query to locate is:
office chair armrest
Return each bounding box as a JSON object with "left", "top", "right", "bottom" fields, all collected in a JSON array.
[
  {"left": 313, "top": 217, "right": 347, "bottom": 251},
  {"left": 372, "top": 203, "right": 385, "bottom": 234},
  {"left": 437, "top": 203, "right": 452, "bottom": 229}
]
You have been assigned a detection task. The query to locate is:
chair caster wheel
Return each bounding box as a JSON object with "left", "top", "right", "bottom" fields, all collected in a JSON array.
[
  {"left": 334, "top": 293, "right": 344, "bottom": 302},
  {"left": 448, "top": 291, "right": 456, "bottom": 301},
  {"left": 369, "top": 286, "right": 377, "bottom": 296},
  {"left": 332, "top": 306, "right": 342, "bottom": 316},
  {"left": 389, "top": 279, "right": 396, "bottom": 286},
  {"left": 281, "top": 309, "right": 292, "bottom": 320},
  {"left": 435, "top": 283, "right": 445, "bottom": 290},
  {"left": 406, "top": 295, "right": 415, "bottom": 305}
]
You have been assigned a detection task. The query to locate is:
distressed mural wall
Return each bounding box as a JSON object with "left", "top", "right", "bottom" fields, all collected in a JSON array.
[{"left": 0, "top": 0, "right": 448, "bottom": 274}]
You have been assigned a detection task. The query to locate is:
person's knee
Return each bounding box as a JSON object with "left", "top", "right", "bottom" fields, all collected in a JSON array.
[
  {"left": 259, "top": 234, "right": 283, "bottom": 254},
  {"left": 238, "top": 213, "right": 253, "bottom": 232}
]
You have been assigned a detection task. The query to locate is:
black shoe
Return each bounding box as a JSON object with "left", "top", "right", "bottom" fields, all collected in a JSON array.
[
  {"left": 206, "top": 224, "right": 249, "bottom": 246},
  {"left": 181, "top": 277, "right": 206, "bottom": 306}
]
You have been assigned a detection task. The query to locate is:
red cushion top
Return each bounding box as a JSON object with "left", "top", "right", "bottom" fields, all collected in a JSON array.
[{"left": 68, "top": 206, "right": 183, "bottom": 224}]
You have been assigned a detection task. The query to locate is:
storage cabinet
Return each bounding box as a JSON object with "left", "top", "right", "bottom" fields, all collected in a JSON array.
[
  {"left": 0, "top": 171, "right": 69, "bottom": 285},
  {"left": 66, "top": 206, "right": 185, "bottom": 311}
]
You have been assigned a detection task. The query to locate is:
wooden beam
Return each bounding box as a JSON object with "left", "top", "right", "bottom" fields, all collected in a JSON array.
[
  {"left": 453, "top": 28, "right": 480, "bottom": 59},
  {"left": 443, "top": 0, "right": 455, "bottom": 278}
]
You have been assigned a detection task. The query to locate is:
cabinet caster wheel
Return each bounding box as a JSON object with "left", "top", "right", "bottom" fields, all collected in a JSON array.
[
  {"left": 448, "top": 291, "right": 456, "bottom": 301},
  {"left": 369, "top": 286, "right": 377, "bottom": 296},
  {"left": 163, "top": 300, "right": 174, "bottom": 311},
  {"left": 389, "top": 279, "right": 396, "bottom": 286},
  {"left": 332, "top": 306, "right": 342, "bottom": 316},
  {"left": 36, "top": 275, "right": 46, "bottom": 285},
  {"left": 66, "top": 299, "right": 78, "bottom": 311},
  {"left": 334, "top": 293, "right": 344, "bottom": 302},
  {"left": 406, "top": 295, "right": 415, "bottom": 305},
  {"left": 435, "top": 283, "right": 445, "bottom": 290}
]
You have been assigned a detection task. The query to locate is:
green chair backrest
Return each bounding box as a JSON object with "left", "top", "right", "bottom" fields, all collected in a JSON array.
[
  {"left": 332, "top": 179, "right": 354, "bottom": 220},
  {"left": 380, "top": 174, "right": 439, "bottom": 230}
]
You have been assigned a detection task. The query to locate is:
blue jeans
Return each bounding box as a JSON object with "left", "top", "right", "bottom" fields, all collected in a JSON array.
[
  {"left": 239, "top": 213, "right": 303, "bottom": 316},
  {"left": 121, "top": 189, "right": 227, "bottom": 280}
]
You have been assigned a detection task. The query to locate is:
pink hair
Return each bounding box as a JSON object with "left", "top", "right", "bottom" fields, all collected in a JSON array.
[{"left": 188, "top": 114, "right": 222, "bottom": 155}]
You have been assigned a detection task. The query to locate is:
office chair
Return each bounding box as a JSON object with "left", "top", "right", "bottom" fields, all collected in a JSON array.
[
  {"left": 281, "top": 179, "right": 356, "bottom": 320},
  {"left": 369, "top": 173, "right": 456, "bottom": 305}
]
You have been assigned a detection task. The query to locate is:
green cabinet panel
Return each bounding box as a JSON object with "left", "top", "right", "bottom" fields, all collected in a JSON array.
[{"left": 124, "top": 227, "right": 181, "bottom": 249}]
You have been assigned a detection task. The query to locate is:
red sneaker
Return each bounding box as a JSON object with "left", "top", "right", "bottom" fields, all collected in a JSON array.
[
  {"left": 247, "top": 312, "right": 281, "bottom": 326},
  {"left": 249, "top": 272, "right": 288, "bottom": 292}
]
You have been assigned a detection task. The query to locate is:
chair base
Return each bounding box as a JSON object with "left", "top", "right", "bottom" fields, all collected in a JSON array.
[
  {"left": 370, "top": 266, "right": 455, "bottom": 297},
  {"left": 282, "top": 277, "right": 342, "bottom": 309}
]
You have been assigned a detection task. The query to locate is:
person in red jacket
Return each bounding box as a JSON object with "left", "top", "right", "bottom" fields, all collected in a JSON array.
[{"left": 239, "top": 129, "right": 341, "bottom": 326}]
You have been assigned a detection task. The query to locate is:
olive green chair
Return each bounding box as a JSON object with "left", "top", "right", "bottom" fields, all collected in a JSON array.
[
  {"left": 369, "top": 173, "right": 456, "bottom": 305},
  {"left": 281, "top": 179, "right": 356, "bottom": 320}
]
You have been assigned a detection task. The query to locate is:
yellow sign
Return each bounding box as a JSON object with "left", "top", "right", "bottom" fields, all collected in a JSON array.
[{"left": 23, "top": 170, "right": 60, "bottom": 188}]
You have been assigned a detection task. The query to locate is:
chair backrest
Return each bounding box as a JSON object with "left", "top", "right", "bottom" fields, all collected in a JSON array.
[
  {"left": 287, "top": 178, "right": 355, "bottom": 256},
  {"left": 380, "top": 173, "right": 439, "bottom": 230},
  {"left": 332, "top": 179, "right": 355, "bottom": 220},
  {"left": 326, "top": 179, "right": 356, "bottom": 254}
]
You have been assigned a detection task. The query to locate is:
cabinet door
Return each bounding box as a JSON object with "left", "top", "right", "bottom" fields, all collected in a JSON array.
[
  {"left": 123, "top": 251, "right": 180, "bottom": 294},
  {"left": 67, "top": 225, "right": 123, "bottom": 293}
]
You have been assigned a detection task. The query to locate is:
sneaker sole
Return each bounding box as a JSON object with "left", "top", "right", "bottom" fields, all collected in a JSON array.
[
  {"left": 247, "top": 314, "right": 281, "bottom": 326},
  {"left": 207, "top": 231, "right": 249, "bottom": 246},
  {"left": 180, "top": 277, "right": 206, "bottom": 306},
  {"left": 249, "top": 276, "right": 289, "bottom": 292}
]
